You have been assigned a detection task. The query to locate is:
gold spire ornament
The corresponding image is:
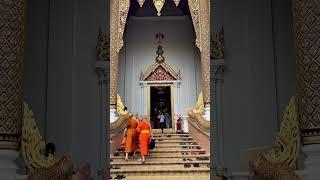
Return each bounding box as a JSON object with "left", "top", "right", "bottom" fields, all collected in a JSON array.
[
  {"left": 137, "top": 0, "right": 145, "bottom": 7},
  {"left": 153, "top": 0, "right": 165, "bottom": 16},
  {"left": 173, "top": 0, "right": 180, "bottom": 6}
]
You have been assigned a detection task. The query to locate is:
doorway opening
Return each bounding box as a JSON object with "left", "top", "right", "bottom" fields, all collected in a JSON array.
[{"left": 150, "top": 86, "right": 172, "bottom": 130}]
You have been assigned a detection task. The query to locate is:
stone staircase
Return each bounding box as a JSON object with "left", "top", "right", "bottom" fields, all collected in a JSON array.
[{"left": 110, "top": 131, "right": 210, "bottom": 179}]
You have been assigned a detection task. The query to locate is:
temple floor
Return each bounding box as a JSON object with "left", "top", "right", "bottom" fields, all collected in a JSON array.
[{"left": 110, "top": 131, "right": 210, "bottom": 179}]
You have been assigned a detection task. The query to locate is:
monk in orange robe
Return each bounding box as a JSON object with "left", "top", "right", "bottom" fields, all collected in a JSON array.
[
  {"left": 124, "top": 113, "right": 139, "bottom": 161},
  {"left": 136, "top": 115, "right": 152, "bottom": 163}
]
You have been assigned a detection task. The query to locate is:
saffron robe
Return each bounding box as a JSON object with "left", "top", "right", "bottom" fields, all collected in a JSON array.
[
  {"left": 136, "top": 120, "right": 151, "bottom": 156},
  {"left": 125, "top": 118, "right": 138, "bottom": 153}
]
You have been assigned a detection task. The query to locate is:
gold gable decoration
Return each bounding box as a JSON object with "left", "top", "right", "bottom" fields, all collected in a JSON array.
[
  {"left": 250, "top": 96, "right": 301, "bottom": 179},
  {"left": 140, "top": 32, "right": 181, "bottom": 81},
  {"left": 140, "top": 62, "right": 180, "bottom": 81},
  {"left": 22, "top": 102, "right": 73, "bottom": 180}
]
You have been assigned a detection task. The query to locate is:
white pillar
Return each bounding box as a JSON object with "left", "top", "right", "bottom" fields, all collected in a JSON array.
[
  {"left": 181, "top": 115, "right": 189, "bottom": 133},
  {"left": 110, "top": 108, "right": 117, "bottom": 123},
  {"left": 0, "top": 150, "right": 19, "bottom": 180},
  {"left": 298, "top": 144, "right": 320, "bottom": 180},
  {"left": 203, "top": 105, "right": 210, "bottom": 121}
]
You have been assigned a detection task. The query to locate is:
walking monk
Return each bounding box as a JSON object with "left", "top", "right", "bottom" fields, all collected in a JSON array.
[
  {"left": 124, "top": 113, "right": 139, "bottom": 161},
  {"left": 136, "top": 115, "right": 152, "bottom": 163}
]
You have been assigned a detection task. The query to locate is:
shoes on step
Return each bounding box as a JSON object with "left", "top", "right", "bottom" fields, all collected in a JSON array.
[
  {"left": 193, "top": 163, "right": 200, "bottom": 167},
  {"left": 184, "top": 164, "right": 191, "bottom": 168},
  {"left": 114, "top": 174, "right": 126, "bottom": 179}
]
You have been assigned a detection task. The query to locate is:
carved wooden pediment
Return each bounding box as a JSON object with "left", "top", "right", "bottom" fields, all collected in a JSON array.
[{"left": 140, "top": 62, "right": 180, "bottom": 81}]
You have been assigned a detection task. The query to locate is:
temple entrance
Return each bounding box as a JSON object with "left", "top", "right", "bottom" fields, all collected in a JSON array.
[{"left": 150, "top": 86, "right": 173, "bottom": 130}]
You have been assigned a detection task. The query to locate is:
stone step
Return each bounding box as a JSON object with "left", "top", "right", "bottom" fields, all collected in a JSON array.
[
  {"left": 110, "top": 165, "right": 210, "bottom": 173},
  {"left": 153, "top": 137, "right": 194, "bottom": 141},
  {"left": 109, "top": 175, "right": 210, "bottom": 180},
  {"left": 153, "top": 140, "right": 196, "bottom": 144},
  {"left": 110, "top": 154, "right": 210, "bottom": 160},
  {"left": 111, "top": 160, "right": 210, "bottom": 166},
  {"left": 111, "top": 157, "right": 210, "bottom": 163},
  {"left": 152, "top": 133, "right": 190, "bottom": 136},
  {"left": 151, "top": 144, "right": 202, "bottom": 148},
  {"left": 113, "top": 152, "right": 207, "bottom": 157},
  {"left": 115, "top": 149, "right": 207, "bottom": 154}
]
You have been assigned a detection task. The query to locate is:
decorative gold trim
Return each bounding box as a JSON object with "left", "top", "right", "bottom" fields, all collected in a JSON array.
[
  {"left": 117, "top": 94, "right": 129, "bottom": 116},
  {"left": 173, "top": 0, "right": 180, "bottom": 6},
  {"left": 110, "top": 0, "right": 210, "bottom": 107},
  {"left": 137, "top": 0, "right": 145, "bottom": 7},
  {"left": 192, "top": 92, "right": 204, "bottom": 114},
  {"left": 110, "top": 0, "right": 130, "bottom": 107},
  {"left": 153, "top": 0, "right": 165, "bottom": 16},
  {"left": 140, "top": 62, "right": 181, "bottom": 81},
  {"left": 211, "top": 27, "right": 224, "bottom": 59},
  {"left": 250, "top": 96, "right": 301, "bottom": 179},
  {"left": 188, "top": 0, "right": 210, "bottom": 105},
  {"left": 22, "top": 102, "right": 73, "bottom": 179}
]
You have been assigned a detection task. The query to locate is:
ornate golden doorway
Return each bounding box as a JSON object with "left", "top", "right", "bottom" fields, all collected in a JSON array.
[{"left": 109, "top": 0, "right": 211, "bottom": 122}]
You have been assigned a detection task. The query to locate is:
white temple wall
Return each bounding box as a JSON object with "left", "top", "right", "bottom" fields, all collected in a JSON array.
[{"left": 119, "top": 16, "right": 201, "bottom": 116}]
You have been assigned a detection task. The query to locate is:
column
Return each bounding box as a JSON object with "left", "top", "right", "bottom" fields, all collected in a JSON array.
[
  {"left": 95, "top": 60, "right": 109, "bottom": 178},
  {"left": 211, "top": 59, "right": 226, "bottom": 176},
  {"left": 109, "top": 0, "right": 130, "bottom": 122},
  {"left": 200, "top": 0, "right": 211, "bottom": 108},
  {"left": 0, "top": 0, "right": 25, "bottom": 179},
  {"left": 293, "top": 0, "right": 320, "bottom": 179},
  {"left": 109, "top": 0, "right": 119, "bottom": 122}
]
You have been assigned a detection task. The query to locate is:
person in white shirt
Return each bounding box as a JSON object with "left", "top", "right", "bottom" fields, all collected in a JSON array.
[{"left": 157, "top": 111, "right": 165, "bottom": 133}]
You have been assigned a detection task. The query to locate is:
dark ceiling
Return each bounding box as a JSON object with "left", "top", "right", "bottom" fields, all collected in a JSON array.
[{"left": 128, "top": 0, "right": 191, "bottom": 17}]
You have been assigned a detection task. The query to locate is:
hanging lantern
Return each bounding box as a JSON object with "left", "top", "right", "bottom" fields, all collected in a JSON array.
[
  {"left": 173, "top": 0, "right": 180, "bottom": 6},
  {"left": 153, "top": 0, "right": 165, "bottom": 16},
  {"left": 137, "top": 0, "right": 145, "bottom": 7}
]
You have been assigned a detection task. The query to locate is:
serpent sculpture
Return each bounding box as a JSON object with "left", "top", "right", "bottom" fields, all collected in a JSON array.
[
  {"left": 110, "top": 94, "right": 131, "bottom": 135},
  {"left": 250, "top": 96, "right": 301, "bottom": 180},
  {"left": 188, "top": 92, "right": 210, "bottom": 135},
  {"left": 22, "top": 102, "right": 73, "bottom": 180}
]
